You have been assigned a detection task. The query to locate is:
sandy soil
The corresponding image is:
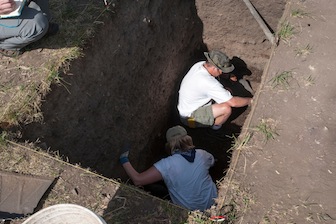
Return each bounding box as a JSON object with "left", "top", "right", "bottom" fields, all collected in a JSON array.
[{"left": 217, "top": 0, "right": 336, "bottom": 223}]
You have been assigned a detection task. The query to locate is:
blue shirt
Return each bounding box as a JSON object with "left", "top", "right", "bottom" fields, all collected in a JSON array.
[{"left": 154, "top": 149, "right": 217, "bottom": 211}]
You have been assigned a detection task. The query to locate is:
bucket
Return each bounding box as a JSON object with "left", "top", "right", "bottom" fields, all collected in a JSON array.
[{"left": 22, "top": 204, "right": 107, "bottom": 224}]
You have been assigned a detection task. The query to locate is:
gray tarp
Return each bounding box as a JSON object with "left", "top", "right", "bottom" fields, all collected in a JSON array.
[{"left": 0, "top": 171, "right": 54, "bottom": 217}]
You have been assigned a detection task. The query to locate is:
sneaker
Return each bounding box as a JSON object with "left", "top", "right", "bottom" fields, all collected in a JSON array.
[
  {"left": 0, "top": 48, "right": 21, "bottom": 58},
  {"left": 46, "top": 22, "right": 59, "bottom": 36}
]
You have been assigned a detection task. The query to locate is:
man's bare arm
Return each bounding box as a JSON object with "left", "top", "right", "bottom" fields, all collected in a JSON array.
[{"left": 226, "top": 96, "right": 252, "bottom": 107}]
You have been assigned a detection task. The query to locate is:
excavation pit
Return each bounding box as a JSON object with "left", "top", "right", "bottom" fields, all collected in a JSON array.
[{"left": 19, "top": 0, "right": 285, "bottom": 199}]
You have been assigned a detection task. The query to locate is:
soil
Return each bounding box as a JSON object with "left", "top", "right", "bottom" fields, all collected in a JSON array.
[
  {"left": 0, "top": 141, "right": 189, "bottom": 224},
  {"left": 18, "top": 0, "right": 286, "bottom": 182},
  {"left": 1, "top": 0, "right": 335, "bottom": 223},
  {"left": 222, "top": 0, "right": 336, "bottom": 222}
]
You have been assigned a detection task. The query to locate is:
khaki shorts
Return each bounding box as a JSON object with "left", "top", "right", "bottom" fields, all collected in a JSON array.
[{"left": 180, "top": 105, "right": 215, "bottom": 128}]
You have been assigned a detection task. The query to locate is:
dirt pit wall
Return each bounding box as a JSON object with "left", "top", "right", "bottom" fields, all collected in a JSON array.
[
  {"left": 22, "top": 0, "right": 206, "bottom": 179},
  {"left": 22, "top": 0, "right": 285, "bottom": 184}
]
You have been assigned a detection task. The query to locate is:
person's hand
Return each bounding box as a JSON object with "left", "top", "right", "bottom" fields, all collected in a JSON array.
[
  {"left": 119, "top": 151, "right": 129, "bottom": 164},
  {"left": 0, "top": 0, "right": 16, "bottom": 15},
  {"left": 249, "top": 97, "right": 253, "bottom": 106},
  {"left": 119, "top": 142, "right": 131, "bottom": 165},
  {"left": 229, "top": 74, "right": 238, "bottom": 82}
]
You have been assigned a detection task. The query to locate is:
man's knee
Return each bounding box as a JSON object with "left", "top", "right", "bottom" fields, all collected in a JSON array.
[{"left": 218, "top": 103, "right": 232, "bottom": 116}]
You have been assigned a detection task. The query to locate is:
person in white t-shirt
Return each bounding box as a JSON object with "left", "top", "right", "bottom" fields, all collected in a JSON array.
[
  {"left": 119, "top": 125, "right": 217, "bottom": 211},
  {"left": 177, "top": 50, "right": 252, "bottom": 130}
]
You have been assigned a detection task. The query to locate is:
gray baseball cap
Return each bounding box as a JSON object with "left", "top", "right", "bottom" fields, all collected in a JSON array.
[{"left": 166, "top": 125, "right": 187, "bottom": 142}]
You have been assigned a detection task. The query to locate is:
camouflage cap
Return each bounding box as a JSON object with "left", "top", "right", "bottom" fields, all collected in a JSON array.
[{"left": 204, "top": 50, "right": 235, "bottom": 73}]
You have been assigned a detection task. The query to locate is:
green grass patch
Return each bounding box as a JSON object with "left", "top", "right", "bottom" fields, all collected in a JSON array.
[
  {"left": 255, "top": 119, "right": 279, "bottom": 142},
  {"left": 278, "top": 21, "right": 295, "bottom": 43},
  {"left": 270, "top": 70, "right": 294, "bottom": 89}
]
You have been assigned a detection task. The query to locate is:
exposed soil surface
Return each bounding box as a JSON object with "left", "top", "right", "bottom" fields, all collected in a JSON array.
[
  {"left": 0, "top": 141, "right": 189, "bottom": 224},
  {"left": 1, "top": 0, "right": 335, "bottom": 223},
  {"left": 217, "top": 0, "right": 336, "bottom": 223}
]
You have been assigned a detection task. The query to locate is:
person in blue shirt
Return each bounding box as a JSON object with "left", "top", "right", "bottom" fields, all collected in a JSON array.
[{"left": 119, "top": 125, "right": 217, "bottom": 211}]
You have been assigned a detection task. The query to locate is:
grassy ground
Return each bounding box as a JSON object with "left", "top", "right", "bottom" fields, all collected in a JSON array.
[{"left": 0, "top": 0, "right": 111, "bottom": 126}]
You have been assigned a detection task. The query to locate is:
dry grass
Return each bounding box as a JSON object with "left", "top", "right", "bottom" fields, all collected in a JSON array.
[
  {"left": 293, "top": 43, "right": 316, "bottom": 87},
  {"left": 0, "top": 0, "right": 114, "bottom": 126},
  {"left": 212, "top": 180, "right": 254, "bottom": 224},
  {"left": 0, "top": 139, "right": 188, "bottom": 223},
  {"left": 291, "top": 8, "right": 311, "bottom": 19},
  {"left": 229, "top": 132, "right": 252, "bottom": 153},
  {"left": 295, "top": 44, "right": 313, "bottom": 57},
  {"left": 258, "top": 197, "right": 336, "bottom": 224},
  {"left": 1, "top": 139, "right": 110, "bottom": 201},
  {"left": 304, "top": 75, "right": 316, "bottom": 87}
]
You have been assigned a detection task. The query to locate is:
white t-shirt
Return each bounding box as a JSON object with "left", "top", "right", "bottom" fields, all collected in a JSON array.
[
  {"left": 154, "top": 149, "right": 217, "bottom": 211},
  {"left": 177, "top": 61, "right": 233, "bottom": 117}
]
